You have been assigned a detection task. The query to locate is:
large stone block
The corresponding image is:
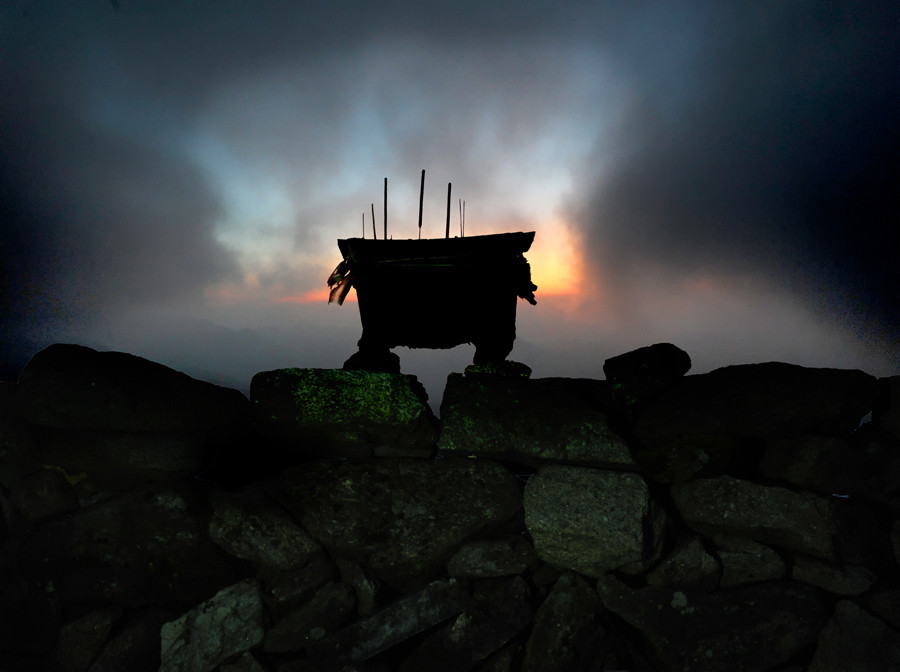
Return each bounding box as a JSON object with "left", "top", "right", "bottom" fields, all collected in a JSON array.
[
  {"left": 808, "top": 600, "right": 900, "bottom": 672},
  {"left": 0, "top": 382, "right": 38, "bottom": 489},
  {"left": 438, "top": 374, "right": 633, "bottom": 467},
  {"left": 18, "top": 482, "right": 237, "bottom": 607},
  {"left": 597, "top": 575, "right": 828, "bottom": 672},
  {"left": 399, "top": 576, "right": 533, "bottom": 671},
  {"left": 446, "top": 535, "right": 539, "bottom": 579},
  {"left": 761, "top": 434, "right": 900, "bottom": 502},
  {"left": 87, "top": 607, "right": 172, "bottom": 672},
  {"left": 208, "top": 489, "right": 321, "bottom": 571},
  {"left": 875, "top": 375, "right": 900, "bottom": 441},
  {"left": 603, "top": 342, "right": 691, "bottom": 408},
  {"left": 522, "top": 572, "right": 604, "bottom": 672},
  {"left": 34, "top": 427, "right": 208, "bottom": 496},
  {"left": 251, "top": 368, "right": 437, "bottom": 456},
  {"left": 262, "top": 582, "right": 356, "bottom": 654},
  {"left": 279, "top": 457, "right": 522, "bottom": 590},
  {"left": 633, "top": 363, "right": 878, "bottom": 481},
  {"left": 160, "top": 579, "right": 265, "bottom": 672},
  {"left": 713, "top": 535, "right": 786, "bottom": 588},
  {"left": 646, "top": 535, "right": 720, "bottom": 590},
  {"left": 307, "top": 578, "right": 468, "bottom": 666},
  {"left": 524, "top": 465, "right": 664, "bottom": 576},
  {"left": 671, "top": 476, "right": 841, "bottom": 561},
  {"left": 14, "top": 344, "right": 250, "bottom": 439}
]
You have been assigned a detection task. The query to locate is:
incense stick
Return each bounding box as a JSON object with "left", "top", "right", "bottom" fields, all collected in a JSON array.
[
  {"left": 445, "top": 182, "right": 451, "bottom": 239},
  {"left": 418, "top": 169, "right": 425, "bottom": 239}
]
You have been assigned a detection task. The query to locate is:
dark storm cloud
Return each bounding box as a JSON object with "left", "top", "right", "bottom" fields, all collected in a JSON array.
[
  {"left": 570, "top": 2, "right": 899, "bottom": 333},
  {"left": 2, "top": 0, "right": 897, "bottom": 382},
  {"left": 1, "top": 1, "right": 241, "bottom": 347}
]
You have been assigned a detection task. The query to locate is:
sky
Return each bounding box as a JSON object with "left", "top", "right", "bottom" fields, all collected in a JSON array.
[{"left": 2, "top": 0, "right": 898, "bottom": 406}]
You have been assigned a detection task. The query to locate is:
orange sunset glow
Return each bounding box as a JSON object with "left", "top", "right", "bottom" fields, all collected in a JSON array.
[{"left": 206, "top": 217, "right": 583, "bottom": 308}]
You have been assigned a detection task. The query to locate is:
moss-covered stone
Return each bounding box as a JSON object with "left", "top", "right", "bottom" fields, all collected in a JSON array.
[
  {"left": 438, "top": 374, "right": 632, "bottom": 467},
  {"left": 250, "top": 368, "right": 437, "bottom": 456}
]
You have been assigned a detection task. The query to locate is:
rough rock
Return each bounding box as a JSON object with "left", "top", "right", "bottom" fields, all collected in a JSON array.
[
  {"left": 87, "top": 608, "right": 173, "bottom": 672},
  {"left": 263, "top": 582, "right": 356, "bottom": 654},
  {"left": 0, "top": 593, "right": 61, "bottom": 660},
  {"left": 475, "top": 644, "right": 517, "bottom": 672},
  {"left": 865, "top": 589, "right": 900, "bottom": 631},
  {"left": 9, "top": 468, "right": 79, "bottom": 525},
  {"left": 279, "top": 458, "right": 522, "bottom": 590},
  {"left": 633, "top": 363, "right": 878, "bottom": 481},
  {"left": 209, "top": 489, "right": 321, "bottom": 570},
  {"left": 54, "top": 607, "right": 122, "bottom": 672},
  {"left": 14, "top": 343, "right": 250, "bottom": 439},
  {"left": 438, "top": 374, "right": 633, "bottom": 467},
  {"left": 521, "top": 572, "right": 605, "bottom": 672},
  {"left": 19, "top": 482, "right": 236, "bottom": 607},
  {"left": 218, "top": 652, "right": 267, "bottom": 672},
  {"left": 597, "top": 575, "right": 828, "bottom": 672},
  {"left": 0, "top": 381, "right": 38, "bottom": 488},
  {"left": 337, "top": 559, "right": 379, "bottom": 617},
  {"left": 602, "top": 342, "right": 692, "bottom": 408},
  {"left": 646, "top": 535, "right": 720, "bottom": 590},
  {"left": 446, "top": 534, "right": 539, "bottom": 578},
  {"left": 875, "top": 375, "right": 900, "bottom": 441},
  {"left": 399, "top": 577, "right": 533, "bottom": 671},
  {"left": 808, "top": 600, "right": 900, "bottom": 672},
  {"left": 257, "top": 552, "right": 336, "bottom": 621},
  {"left": 713, "top": 535, "right": 786, "bottom": 588},
  {"left": 524, "top": 465, "right": 664, "bottom": 576},
  {"left": 307, "top": 578, "right": 467, "bottom": 666},
  {"left": 4, "top": 342, "right": 898, "bottom": 672},
  {"left": 790, "top": 555, "right": 877, "bottom": 596},
  {"left": 760, "top": 434, "right": 900, "bottom": 501},
  {"left": 250, "top": 368, "right": 437, "bottom": 456},
  {"left": 894, "top": 520, "right": 900, "bottom": 567},
  {"left": 160, "top": 579, "right": 265, "bottom": 672},
  {"left": 33, "top": 427, "right": 208, "bottom": 496},
  {"left": 671, "top": 476, "right": 841, "bottom": 560}
]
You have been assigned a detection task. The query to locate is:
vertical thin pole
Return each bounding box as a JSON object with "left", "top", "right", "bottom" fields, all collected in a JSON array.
[
  {"left": 445, "top": 182, "right": 452, "bottom": 238},
  {"left": 459, "top": 198, "right": 462, "bottom": 237},
  {"left": 371, "top": 203, "right": 376, "bottom": 239},
  {"left": 383, "top": 177, "right": 388, "bottom": 240},
  {"left": 417, "top": 169, "right": 425, "bottom": 239},
  {"left": 362, "top": 212, "right": 365, "bottom": 238}
]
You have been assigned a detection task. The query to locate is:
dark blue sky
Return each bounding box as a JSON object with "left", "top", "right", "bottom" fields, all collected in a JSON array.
[{"left": 2, "top": 1, "right": 897, "bottom": 393}]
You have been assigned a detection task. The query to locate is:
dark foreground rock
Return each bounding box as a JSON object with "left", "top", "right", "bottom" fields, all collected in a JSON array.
[
  {"left": 160, "top": 579, "right": 266, "bottom": 672},
  {"left": 597, "top": 576, "right": 829, "bottom": 672},
  {"left": 602, "top": 341, "right": 692, "bottom": 408},
  {"left": 9, "top": 344, "right": 253, "bottom": 498},
  {"left": 632, "top": 362, "right": 878, "bottom": 482},
  {"left": 1, "top": 343, "right": 897, "bottom": 672},
  {"left": 14, "top": 343, "right": 250, "bottom": 438},
  {"left": 278, "top": 457, "right": 523, "bottom": 591},
  {"left": 18, "top": 482, "right": 237, "bottom": 607}
]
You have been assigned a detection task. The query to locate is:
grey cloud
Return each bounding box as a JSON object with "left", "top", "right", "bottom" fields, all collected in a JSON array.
[
  {"left": 2, "top": 0, "right": 896, "bottom": 383},
  {"left": 569, "top": 1, "right": 899, "bottom": 333}
]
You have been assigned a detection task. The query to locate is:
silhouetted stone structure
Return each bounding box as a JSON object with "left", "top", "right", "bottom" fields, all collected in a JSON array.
[
  {"left": 4, "top": 343, "right": 900, "bottom": 671},
  {"left": 329, "top": 232, "right": 537, "bottom": 371}
]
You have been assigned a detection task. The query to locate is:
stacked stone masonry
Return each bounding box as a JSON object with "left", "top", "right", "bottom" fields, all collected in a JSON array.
[{"left": 1, "top": 342, "right": 899, "bottom": 671}]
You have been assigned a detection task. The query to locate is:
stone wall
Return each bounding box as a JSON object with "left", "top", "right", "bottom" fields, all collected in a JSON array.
[{"left": 1, "top": 343, "right": 899, "bottom": 672}]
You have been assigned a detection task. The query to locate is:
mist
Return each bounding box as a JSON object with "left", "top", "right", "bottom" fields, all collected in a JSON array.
[{"left": 2, "top": 1, "right": 897, "bottom": 397}]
